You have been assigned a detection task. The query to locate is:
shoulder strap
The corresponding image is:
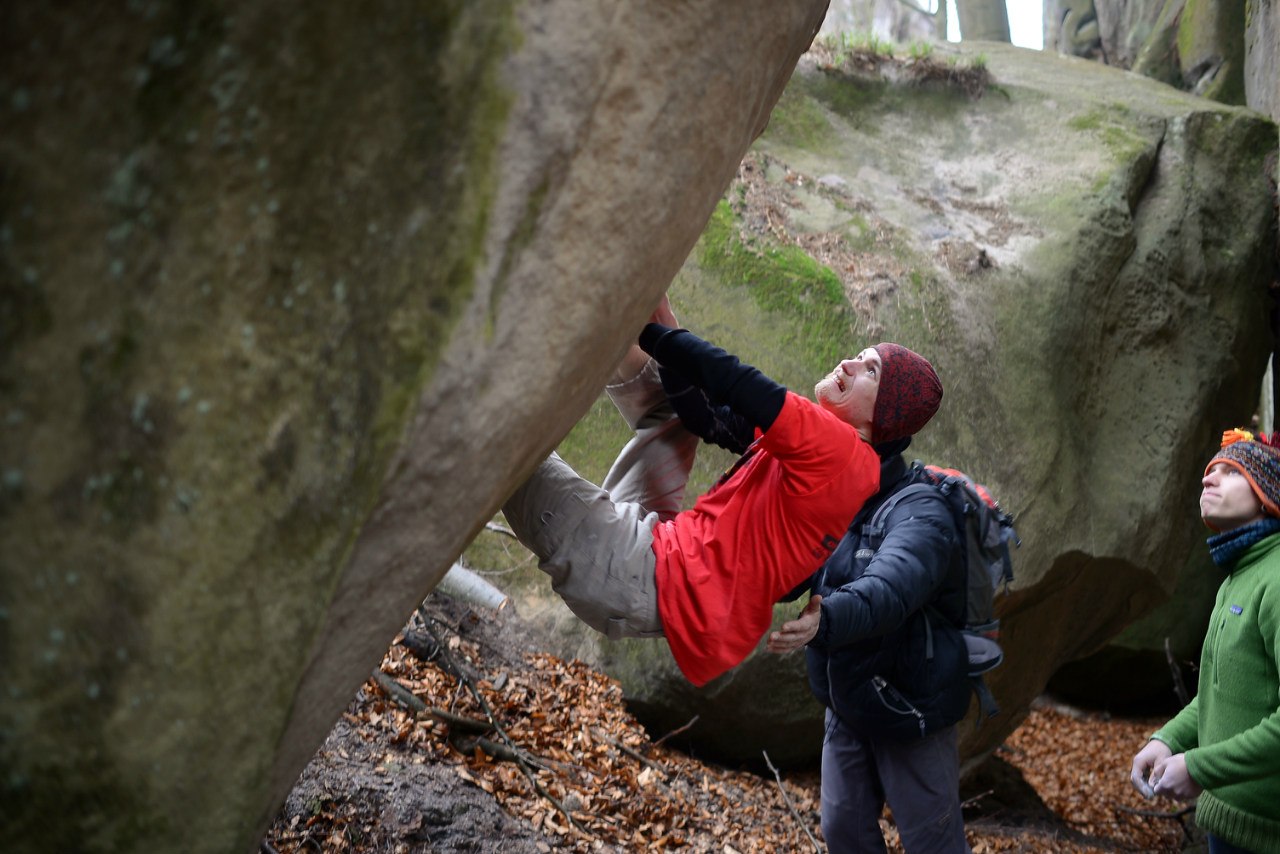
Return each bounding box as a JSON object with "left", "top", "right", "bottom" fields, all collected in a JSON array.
[{"left": 863, "top": 482, "right": 938, "bottom": 546}]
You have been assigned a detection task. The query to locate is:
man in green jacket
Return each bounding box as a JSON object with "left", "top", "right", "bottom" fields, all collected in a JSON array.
[{"left": 1129, "top": 428, "right": 1280, "bottom": 854}]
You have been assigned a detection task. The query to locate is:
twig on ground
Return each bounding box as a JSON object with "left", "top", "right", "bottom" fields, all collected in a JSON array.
[
  {"left": 371, "top": 670, "right": 426, "bottom": 713},
  {"left": 763, "top": 750, "right": 820, "bottom": 854},
  {"left": 590, "top": 727, "right": 668, "bottom": 776},
  {"left": 419, "top": 706, "right": 495, "bottom": 735},
  {"left": 1164, "top": 637, "right": 1191, "bottom": 708},
  {"left": 651, "top": 715, "right": 700, "bottom": 749},
  {"left": 453, "top": 735, "right": 553, "bottom": 771},
  {"left": 399, "top": 628, "right": 443, "bottom": 664},
  {"left": 961, "top": 789, "right": 994, "bottom": 809},
  {"left": 419, "top": 606, "right": 594, "bottom": 840},
  {"left": 416, "top": 608, "right": 519, "bottom": 668},
  {"left": 1113, "top": 802, "right": 1197, "bottom": 843}
]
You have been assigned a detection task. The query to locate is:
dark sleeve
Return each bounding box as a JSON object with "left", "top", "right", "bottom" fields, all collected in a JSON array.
[
  {"left": 639, "top": 323, "right": 787, "bottom": 433},
  {"left": 809, "top": 491, "right": 957, "bottom": 650},
  {"left": 660, "top": 366, "right": 755, "bottom": 454},
  {"left": 779, "top": 572, "right": 817, "bottom": 604}
]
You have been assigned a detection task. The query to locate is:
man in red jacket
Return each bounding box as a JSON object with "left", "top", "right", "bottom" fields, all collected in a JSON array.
[{"left": 503, "top": 297, "right": 942, "bottom": 685}]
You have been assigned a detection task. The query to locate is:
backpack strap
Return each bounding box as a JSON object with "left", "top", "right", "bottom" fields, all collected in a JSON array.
[
  {"left": 863, "top": 482, "right": 938, "bottom": 548},
  {"left": 867, "top": 481, "right": 947, "bottom": 663}
]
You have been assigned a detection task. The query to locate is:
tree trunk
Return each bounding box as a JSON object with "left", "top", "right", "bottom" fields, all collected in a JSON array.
[{"left": 955, "top": 0, "right": 1011, "bottom": 41}]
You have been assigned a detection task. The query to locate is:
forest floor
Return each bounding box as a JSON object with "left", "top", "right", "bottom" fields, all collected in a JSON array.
[{"left": 262, "top": 592, "right": 1199, "bottom": 854}]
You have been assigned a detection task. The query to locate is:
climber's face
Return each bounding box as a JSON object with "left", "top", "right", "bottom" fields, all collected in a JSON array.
[{"left": 815, "top": 348, "right": 879, "bottom": 441}]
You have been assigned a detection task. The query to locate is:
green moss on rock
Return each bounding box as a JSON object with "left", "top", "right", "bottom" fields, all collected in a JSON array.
[{"left": 697, "top": 201, "right": 855, "bottom": 370}]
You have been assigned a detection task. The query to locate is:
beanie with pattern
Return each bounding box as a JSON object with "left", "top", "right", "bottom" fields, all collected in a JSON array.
[
  {"left": 871, "top": 343, "right": 943, "bottom": 444},
  {"left": 1205, "top": 428, "right": 1280, "bottom": 524}
]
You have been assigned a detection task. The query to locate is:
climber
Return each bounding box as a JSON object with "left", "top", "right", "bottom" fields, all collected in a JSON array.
[{"left": 502, "top": 294, "right": 943, "bottom": 687}]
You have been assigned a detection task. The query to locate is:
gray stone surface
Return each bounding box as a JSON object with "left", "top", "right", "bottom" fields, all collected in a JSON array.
[
  {"left": 484, "top": 41, "right": 1279, "bottom": 766},
  {"left": 0, "top": 2, "right": 828, "bottom": 851},
  {"left": 1245, "top": 0, "right": 1280, "bottom": 119}
]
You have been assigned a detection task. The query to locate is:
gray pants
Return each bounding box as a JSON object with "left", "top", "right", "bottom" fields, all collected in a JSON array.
[
  {"left": 501, "top": 360, "right": 699, "bottom": 639},
  {"left": 820, "top": 710, "right": 970, "bottom": 854}
]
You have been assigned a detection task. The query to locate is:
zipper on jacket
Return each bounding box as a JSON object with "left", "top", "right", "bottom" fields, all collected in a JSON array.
[
  {"left": 872, "top": 675, "right": 926, "bottom": 738},
  {"left": 1211, "top": 577, "right": 1232, "bottom": 688},
  {"left": 827, "top": 658, "right": 842, "bottom": 722}
]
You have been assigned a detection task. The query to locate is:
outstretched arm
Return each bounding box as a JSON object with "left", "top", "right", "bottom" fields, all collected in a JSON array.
[
  {"left": 660, "top": 368, "right": 756, "bottom": 454},
  {"left": 639, "top": 323, "right": 787, "bottom": 434},
  {"left": 767, "top": 595, "right": 822, "bottom": 653},
  {"left": 641, "top": 296, "right": 755, "bottom": 452}
]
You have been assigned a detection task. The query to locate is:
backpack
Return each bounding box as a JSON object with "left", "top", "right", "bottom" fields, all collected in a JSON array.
[{"left": 865, "top": 461, "right": 1019, "bottom": 722}]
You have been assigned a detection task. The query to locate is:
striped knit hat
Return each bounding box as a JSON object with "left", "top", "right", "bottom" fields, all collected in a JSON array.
[
  {"left": 871, "top": 343, "right": 943, "bottom": 444},
  {"left": 1205, "top": 428, "right": 1280, "bottom": 523}
]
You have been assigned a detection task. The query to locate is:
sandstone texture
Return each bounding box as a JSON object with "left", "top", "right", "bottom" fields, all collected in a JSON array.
[
  {"left": 0, "top": 2, "right": 828, "bottom": 850},
  {"left": 481, "top": 41, "right": 1279, "bottom": 766}
]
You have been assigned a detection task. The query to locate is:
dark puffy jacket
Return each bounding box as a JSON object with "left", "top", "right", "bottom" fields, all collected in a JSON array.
[{"left": 806, "top": 451, "right": 971, "bottom": 740}]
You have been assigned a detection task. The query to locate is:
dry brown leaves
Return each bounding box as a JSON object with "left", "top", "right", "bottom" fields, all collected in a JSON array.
[
  {"left": 268, "top": 619, "right": 825, "bottom": 853},
  {"left": 997, "top": 703, "right": 1191, "bottom": 853},
  {"left": 265, "top": 607, "right": 1196, "bottom": 854},
  {"left": 387, "top": 644, "right": 827, "bottom": 852}
]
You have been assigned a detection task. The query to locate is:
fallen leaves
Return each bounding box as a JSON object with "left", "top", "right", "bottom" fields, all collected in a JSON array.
[
  {"left": 265, "top": 600, "right": 1195, "bottom": 853},
  {"left": 1000, "top": 701, "right": 1190, "bottom": 852}
]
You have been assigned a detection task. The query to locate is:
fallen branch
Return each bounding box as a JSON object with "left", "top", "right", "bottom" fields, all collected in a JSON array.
[
  {"left": 416, "top": 610, "right": 517, "bottom": 669},
  {"left": 437, "top": 562, "right": 509, "bottom": 610},
  {"left": 590, "top": 727, "right": 668, "bottom": 777},
  {"left": 1113, "top": 802, "right": 1197, "bottom": 842},
  {"left": 371, "top": 670, "right": 426, "bottom": 713},
  {"left": 453, "top": 735, "right": 552, "bottom": 771},
  {"left": 652, "top": 715, "right": 700, "bottom": 749},
  {"left": 762, "top": 750, "right": 820, "bottom": 854},
  {"left": 419, "top": 606, "right": 593, "bottom": 839},
  {"left": 420, "top": 706, "right": 495, "bottom": 735},
  {"left": 399, "top": 628, "right": 445, "bottom": 667},
  {"left": 1164, "top": 637, "right": 1191, "bottom": 707}
]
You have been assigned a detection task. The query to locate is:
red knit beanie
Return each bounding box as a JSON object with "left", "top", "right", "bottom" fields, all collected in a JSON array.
[
  {"left": 871, "top": 343, "right": 943, "bottom": 443},
  {"left": 1205, "top": 428, "right": 1280, "bottom": 527}
]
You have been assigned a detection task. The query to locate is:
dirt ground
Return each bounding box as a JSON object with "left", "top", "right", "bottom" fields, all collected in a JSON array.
[{"left": 262, "top": 592, "right": 1197, "bottom": 853}]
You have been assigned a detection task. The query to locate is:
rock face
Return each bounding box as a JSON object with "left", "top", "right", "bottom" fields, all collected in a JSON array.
[
  {"left": 0, "top": 2, "right": 828, "bottom": 851},
  {"left": 480, "top": 42, "right": 1279, "bottom": 765},
  {"left": 1047, "top": 0, "right": 1277, "bottom": 107},
  {"left": 1245, "top": 0, "right": 1280, "bottom": 119},
  {"left": 1036, "top": 0, "right": 1280, "bottom": 708}
]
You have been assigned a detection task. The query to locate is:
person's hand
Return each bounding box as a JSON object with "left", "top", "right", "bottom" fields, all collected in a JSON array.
[
  {"left": 1151, "top": 754, "right": 1202, "bottom": 801},
  {"left": 767, "top": 595, "right": 821, "bottom": 654},
  {"left": 650, "top": 293, "right": 679, "bottom": 328},
  {"left": 1130, "top": 740, "right": 1171, "bottom": 799}
]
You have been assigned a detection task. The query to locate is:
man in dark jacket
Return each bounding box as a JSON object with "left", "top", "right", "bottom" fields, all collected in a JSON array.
[{"left": 767, "top": 437, "right": 971, "bottom": 854}]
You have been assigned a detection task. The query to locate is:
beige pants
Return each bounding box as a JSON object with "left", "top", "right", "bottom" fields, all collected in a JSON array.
[{"left": 501, "top": 361, "right": 699, "bottom": 638}]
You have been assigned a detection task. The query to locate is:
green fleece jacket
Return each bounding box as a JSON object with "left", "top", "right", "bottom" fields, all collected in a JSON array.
[{"left": 1153, "top": 533, "right": 1280, "bottom": 853}]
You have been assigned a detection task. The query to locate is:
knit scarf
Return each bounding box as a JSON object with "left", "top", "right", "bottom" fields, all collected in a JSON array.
[{"left": 1207, "top": 517, "right": 1280, "bottom": 569}]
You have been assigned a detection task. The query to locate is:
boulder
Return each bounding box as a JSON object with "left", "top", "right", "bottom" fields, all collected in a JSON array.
[
  {"left": 1245, "top": 0, "right": 1280, "bottom": 119},
  {"left": 1049, "top": 0, "right": 1271, "bottom": 107},
  {"left": 478, "top": 41, "right": 1278, "bottom": 766},
  {"left": 0, "top": 2, "right": 828, "bottom": 851}
]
